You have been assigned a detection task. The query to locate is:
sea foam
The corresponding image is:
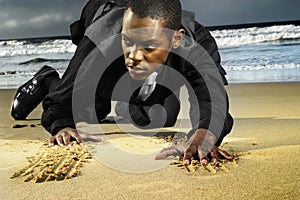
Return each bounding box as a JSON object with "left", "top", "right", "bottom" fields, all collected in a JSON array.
[{"left": 211, "top": 25, "right": 300, "bottom": 47}]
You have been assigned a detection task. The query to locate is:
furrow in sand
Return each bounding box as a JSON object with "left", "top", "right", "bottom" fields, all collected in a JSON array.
[
  {"left": 11, "top": 142, "right": 92, "bottom": 182},
  {"left": 54, "top": 153, "right": 82, "bottom": 181},
  {"left": 10, "top": 150, "right": 46, "bottom": 179},
  {"left": 63, "top": 150, "right": 89, "bottom": 180}
]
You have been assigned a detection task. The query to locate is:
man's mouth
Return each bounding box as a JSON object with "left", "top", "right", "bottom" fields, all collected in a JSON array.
[{"left": 127, "top": 65, "right": 147, "bottom": 74}]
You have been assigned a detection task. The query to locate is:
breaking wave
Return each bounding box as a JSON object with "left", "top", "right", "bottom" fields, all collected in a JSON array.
[
  {"left": 0, "top": 39, "right": 76, "bottom": 57},
  {"left": 211, "top": 25, "right": 300, "bottom": 47}
]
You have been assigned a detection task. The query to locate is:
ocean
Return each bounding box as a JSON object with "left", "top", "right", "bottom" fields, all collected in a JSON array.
[{"left": 0, "top": 24, "right": 300, "bottom": 89}]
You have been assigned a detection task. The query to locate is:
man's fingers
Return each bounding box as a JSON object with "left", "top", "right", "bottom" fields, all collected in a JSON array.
[
  {"left": 79, "top": 133, "right": 103, "bottom": 142},
  {"left": 183, "top": 144, "right": 197, "bottom": 165},
  {"left": 73, "top": 133, "right": 84, "bottom": 146},
  {"left": 218, "top": 148, "right": 233, "bottom": 161},
  {"left": 210, "top": 147, "right": 218, "bottom": 163},
  {"left": 155, "top": 146, "right": 182, "bottom": 160},
  {"left": 183, "top": 151, "right": 192, "bottom": 165},
  {"left": 155, "top": 148, "right": 176, "bottom": 160},
  {"left": 56, "top": 135, "right": 64, "bottom": 146},
  {"left": 62, "top": 131, "right": 71, "bottom": 147},
  {"left": 48, "top": 136, "right": 55, "bottom": 147},
  {"left": 197, "top": 144, "right": 210, "bottom": 165},
  {"left": 48, "top": 128, "right": 87, "bottom": 147},
  {"left": 200, "top": 157, "right": 209, "bottom": 165},
  {"left": 67, "top": 129, "right": 84, "bottom": 146},
  {"left": 197, "top": 144, "right": 210, "bottom": 161}
]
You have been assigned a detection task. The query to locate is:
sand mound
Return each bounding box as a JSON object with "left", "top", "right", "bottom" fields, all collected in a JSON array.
[
  {"left": 170, "top": 155, "right": 239, "bottom": 173},
  {"left": 10, "top": 142, "right": 92, "bottom": 183}
]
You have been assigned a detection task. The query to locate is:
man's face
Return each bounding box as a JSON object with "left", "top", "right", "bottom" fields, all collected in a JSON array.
[{"left": 121, "top": 8, "right": 172, "bottom": 80}]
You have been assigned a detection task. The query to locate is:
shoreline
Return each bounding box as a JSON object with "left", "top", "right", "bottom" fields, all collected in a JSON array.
[{"left": 2, "top": 80, "right": 300, "bottom": 90}]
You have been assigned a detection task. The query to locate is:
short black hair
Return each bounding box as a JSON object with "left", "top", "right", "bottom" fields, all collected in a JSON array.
[{"left": 126, "top": 0, "right": 182, "bottom": 30}]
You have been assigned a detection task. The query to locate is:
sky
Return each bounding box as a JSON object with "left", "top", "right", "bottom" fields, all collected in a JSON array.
[{"left": 0, "top": 0, "right": 299, "bottom": 39}]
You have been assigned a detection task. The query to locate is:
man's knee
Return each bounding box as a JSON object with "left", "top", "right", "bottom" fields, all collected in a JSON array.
[{"left": 131, "top": 104, "right": 179, "bottom": 129}]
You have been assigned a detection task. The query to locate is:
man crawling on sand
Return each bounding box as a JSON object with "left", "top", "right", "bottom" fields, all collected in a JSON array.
[{"left": 11, "top": 0, "right": 234, "bottom": 165}]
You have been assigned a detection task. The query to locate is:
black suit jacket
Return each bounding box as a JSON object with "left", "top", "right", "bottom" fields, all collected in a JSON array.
[{"left": 41, "top": 1, "right": 232, "bottom": 146}]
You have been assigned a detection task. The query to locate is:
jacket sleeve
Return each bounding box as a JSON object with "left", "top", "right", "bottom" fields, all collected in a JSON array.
[
  {"left": 42, "top": 2, "right": 125, "bottom": 136},
  {"left": 182, "top": 22, "right": 232, "bottom": 145},
  {"left": 41, "top": 37, "right": 112, "bottom": 136},
  {"left": 41, "top": 37, "right": 95, "bottom": 135}
]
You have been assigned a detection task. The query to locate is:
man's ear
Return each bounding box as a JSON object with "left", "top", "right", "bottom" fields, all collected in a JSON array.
[{"left": 172, "top": 29, "right": 185, "bottom": 49}]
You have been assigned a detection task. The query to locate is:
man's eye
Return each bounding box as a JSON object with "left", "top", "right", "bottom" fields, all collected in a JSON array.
[
  {"left": 144, "top": 44, "right": 157, "bottom": 51},
  {"left": 123, "top": 38, "right": 133, "bottom": 46}
]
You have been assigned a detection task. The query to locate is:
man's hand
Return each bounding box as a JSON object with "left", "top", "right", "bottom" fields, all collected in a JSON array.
[
  {"left": 48, "top": 127, "right": 104, "bottom": 147},
  {"left": 48, "top": 127, "right": 84, "bottom": 147},
  {"left": 155, "top": 128, "right": 233, "bottom": 164}
]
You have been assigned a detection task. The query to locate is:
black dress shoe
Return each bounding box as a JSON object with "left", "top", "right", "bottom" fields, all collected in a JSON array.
[{"left": 11, "top": 65, "right": 59, "bottom": 120}]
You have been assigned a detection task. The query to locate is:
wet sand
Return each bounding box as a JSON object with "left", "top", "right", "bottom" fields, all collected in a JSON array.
[{"left": 1, "top": 83, "right": 300, "bottom": 199}]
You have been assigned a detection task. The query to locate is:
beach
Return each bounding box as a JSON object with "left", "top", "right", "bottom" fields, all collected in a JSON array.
[{"left": 1, "top": 82, "right": 300, "bottom": 200}]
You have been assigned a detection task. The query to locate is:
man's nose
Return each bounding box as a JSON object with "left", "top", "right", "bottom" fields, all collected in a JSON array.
[{"left": 129, "top": 48, "right": 144, "bottom": 61}]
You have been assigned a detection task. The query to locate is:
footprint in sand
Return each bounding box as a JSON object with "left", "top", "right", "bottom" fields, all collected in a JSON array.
[{"left": 10, "top": 142, "right": 92, "bottom": 183}]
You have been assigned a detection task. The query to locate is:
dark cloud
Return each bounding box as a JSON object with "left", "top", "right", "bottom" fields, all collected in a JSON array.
[
  {"left": 1, "top": 0, "right": 299, "bottom": 39},
  {"left": 0, "top": 0, "right": 87, "bottom": 39},
  {"left": 182, "top": 0, "right": 300, "bottom": 26}
]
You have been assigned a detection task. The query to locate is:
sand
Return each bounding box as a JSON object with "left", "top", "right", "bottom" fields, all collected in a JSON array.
[
  {"left": 10, "top": 142, "right": 92, "bottom": 182},
  {"left": 0, "top": 83, "right": 300, "bottom": 199}
]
